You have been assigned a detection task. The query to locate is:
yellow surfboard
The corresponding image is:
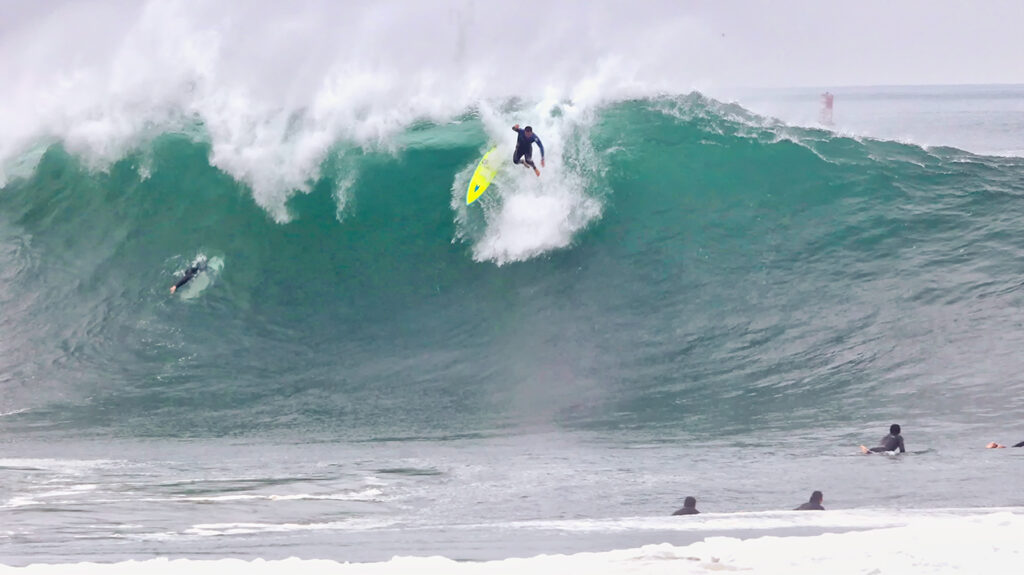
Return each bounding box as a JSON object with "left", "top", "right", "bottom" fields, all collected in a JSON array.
[{"left": 466, "top": 147, "right": 500, "bottom": 205}]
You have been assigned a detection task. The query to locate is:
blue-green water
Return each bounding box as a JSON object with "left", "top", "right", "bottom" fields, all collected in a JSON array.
[
  {"left": 4, "top": 2, "right": 1024, "bottom": 570},
  {"left": 4, "top": 94, "right": 1024, "bottom": 438},
  {"left": 3, "top": 89, "right": 1024, "bottom": 566}
]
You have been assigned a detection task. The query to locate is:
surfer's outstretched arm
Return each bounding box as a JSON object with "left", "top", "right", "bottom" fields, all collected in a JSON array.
[{"left": 988, "top": 440, "right": 1024, "bottom": 448}]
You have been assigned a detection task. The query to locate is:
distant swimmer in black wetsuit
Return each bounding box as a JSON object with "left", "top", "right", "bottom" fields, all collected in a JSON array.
[
  {"left": 985, "top": 440, "right": 1024, "bottom": 448},
  {"left": 511, "top": 124, "right": 545, "bottom": 176},
  {"left": 169, "top": 257, "right": 207, "bottom": 294},
  {"left": 795, "top": 490, "right": 825, "bottom": 511},
  {"left": 672, "top": 496, "right": 700, "bottom": 515},
  {"left": 860, "top": 423, "right": 906, "bottom": 454}
]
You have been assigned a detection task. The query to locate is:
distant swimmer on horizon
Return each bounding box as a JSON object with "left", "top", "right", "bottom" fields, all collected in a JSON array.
[
  {"left": 860, "top": 423, "right": 906, "bottom": 454},
  {"left": 169, "top": 257, "right": 208, "bottom": 294},
  {"left": 795, "top": 490, "right": 825, "bottom": 511},
  {"left": 985, "top": 440, "right": 1024, "bottom": 448},
  {"left": 511, "top": 124, "right": 545, "bottom": 176},
  {"left": 671, "top": 496, "right": 700, "bottom": 515}
]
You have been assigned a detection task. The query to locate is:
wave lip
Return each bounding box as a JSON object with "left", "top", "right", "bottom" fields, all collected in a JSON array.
[{"left": 0, "top": 0, "right": 683, "bottom": 216}]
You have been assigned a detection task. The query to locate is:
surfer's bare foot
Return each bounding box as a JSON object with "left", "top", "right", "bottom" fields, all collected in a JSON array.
[
  {"left": 534, "top": 167, "right": 540, "bottom": 176},
  {"left": 859, "top": 445, "right": 870, "bottom": 454}
]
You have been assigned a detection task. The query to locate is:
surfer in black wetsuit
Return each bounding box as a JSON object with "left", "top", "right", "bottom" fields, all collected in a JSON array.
[
  {"left": 169, "top": 257, "right": 207, "bottom": 294},
  {"left": 860, "top": 423, "right": 906, "bottom": 454},
  {"left": 671, "top": 496, "right": 699, "bottom": 515},
  {"left": 795, "top": 490, "right": 825, "bottom": 511},
  {"left": 511, "top": 124, "right": 545, "bottom": 176}
]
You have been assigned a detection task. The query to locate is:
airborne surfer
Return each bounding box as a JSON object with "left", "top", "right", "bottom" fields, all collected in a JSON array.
[
  {"left": 860, "top": 424, "right": 906, "bottom": 454},
  {"left": 169, "top": 256, "right": 208, "bottom": 294},
  {"left": 511, "top": 124, "right": 545, "bottom": 176}
]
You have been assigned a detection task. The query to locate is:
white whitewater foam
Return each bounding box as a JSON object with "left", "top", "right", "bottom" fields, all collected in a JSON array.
[
  {"left": 156, "top": 487, "right": 385, "bottom": 504},
  {"left": 183, "top": 517, "right": 395, "bottom": 537},
  {"left": 0, "top": 0, "right": 692, "bottom": 223},
  {"left": 0, "top": 1, "right": 706, "bottom": 263},
  {"left": 4, "top": 484, "right": 98, "bottom": 509},
  {"left": 0, "top": 510, "right": 1020, "bottom": 574},
  {"left": 0, "top": 458, "right": 120, "bottom": 475}
]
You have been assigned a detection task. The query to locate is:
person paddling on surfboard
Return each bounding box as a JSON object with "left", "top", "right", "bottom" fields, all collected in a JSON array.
[
  {"left": 860, "top": 423, "right": 906, "bottom": 454},
  {"left": 512, "top": 124, "right": 545, "bottom": 176},
  {"left": 169, "top": 257, "right": 208, "bottom": 294}
]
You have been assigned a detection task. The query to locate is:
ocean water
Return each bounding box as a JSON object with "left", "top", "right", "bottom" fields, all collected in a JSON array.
[{"left": 2, "top": 2, "right": 1024, "bottom": 573}]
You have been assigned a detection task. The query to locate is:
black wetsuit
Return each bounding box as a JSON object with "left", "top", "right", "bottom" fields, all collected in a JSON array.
[
  {"left": 512, "top": 127, "right": 544, "bottom": 168},
  {"left": 672, "top": 506, "right": 699, "bottom": 515},
  {"left": 868, "top": 433, "right": 905, "bottom": 453},
  {"left": 1014, "top": 440, "right": 1024, "bottom": 448},
  {"left": 173, "top": 261, "right": 207, "bottom": 290},
  {"left": 795, "top": 501, "right": 825, "bottom": 511}
]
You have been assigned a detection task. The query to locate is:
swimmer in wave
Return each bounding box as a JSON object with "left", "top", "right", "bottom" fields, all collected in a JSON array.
[{"left": 169, "top": 257, "right": 208, "bottom": 294}]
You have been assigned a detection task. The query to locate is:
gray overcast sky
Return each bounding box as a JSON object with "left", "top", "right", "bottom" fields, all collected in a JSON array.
[
  {"left": 687, "top": 0, "right": 1024, "bottom": 87},
  {"left": 1, "top": 0, "right": 1023, "bottom": 90}
]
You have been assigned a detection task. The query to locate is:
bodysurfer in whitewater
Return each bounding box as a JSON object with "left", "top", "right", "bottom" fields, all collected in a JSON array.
[
  {"left": 512, "top": 124, "right": 545, "bottom": 176},
  {"left": 169, "top": 257, "right": 208, "bottom": 294}
]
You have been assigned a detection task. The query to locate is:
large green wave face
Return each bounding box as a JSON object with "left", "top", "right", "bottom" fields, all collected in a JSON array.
[{"left": 2, "top": 94, "right": 1024, "bottom": 439}]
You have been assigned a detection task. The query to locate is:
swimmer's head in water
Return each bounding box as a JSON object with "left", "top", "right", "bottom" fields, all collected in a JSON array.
[
  {"left": 683, "top": 496, "right": 696, "bottom": 508},
  {"left": 810, "top": 490, "right": 823, "bottom": 504},
  {"left": 890, "top": 424, "right": 901, "bottom": 435}
]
